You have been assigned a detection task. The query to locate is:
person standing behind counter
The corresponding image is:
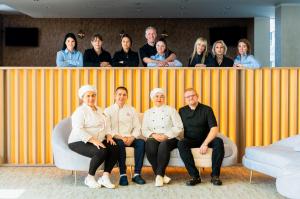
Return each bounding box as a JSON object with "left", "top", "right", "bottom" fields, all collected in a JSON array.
[
  {"left": 83, "top": 34, "right": 112, "bottom": 67},
  {"left": 56, "top": 32, "right": 83, "bottom": 67},
  {"left": 112, "top": 34, "right": 139, "bottom": 67}
]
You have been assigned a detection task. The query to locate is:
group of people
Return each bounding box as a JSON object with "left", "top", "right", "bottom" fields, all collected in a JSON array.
[
  {"left": 68, "top": 85, "right": 225, "bottom": 188},
  {"left": 56, "top": 26, "right": 261, "bottom": 68}
]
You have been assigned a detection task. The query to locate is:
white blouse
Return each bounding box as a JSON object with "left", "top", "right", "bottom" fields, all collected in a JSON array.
[
  {"left": 142, "top": 105, "right": 183, "bottom": 139},
  {"left": 68, "top": 103, "right": 111, "bottom": 144},
  {"left": 104, "top": 104, "right": 141, "bottom": 138}
]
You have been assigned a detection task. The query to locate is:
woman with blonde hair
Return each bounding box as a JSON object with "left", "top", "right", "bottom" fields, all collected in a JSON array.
[
  {"left": 188, "top": 37, "right": 213, "bottom": 67},
  {"left": 211, "top": 40, "right": 233, "bottom": 67}
]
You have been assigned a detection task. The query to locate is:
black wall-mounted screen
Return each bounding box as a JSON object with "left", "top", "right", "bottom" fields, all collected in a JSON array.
[
  {"left": 209, "top": 27, "right": 247, "bottom": 46},
  {"left": 5, "top": 27, "right": 39, "bottom": 47}
]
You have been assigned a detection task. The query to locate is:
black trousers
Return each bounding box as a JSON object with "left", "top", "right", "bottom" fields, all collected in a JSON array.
[
  {"left": 177, "top": 137, "right": 224, "bottom": 178},
  {"left": 145, "top": 138, "right": 178, "bottom": 176},
  {"left": 69, "top": 140, "right": 119, "bottom": 175}
]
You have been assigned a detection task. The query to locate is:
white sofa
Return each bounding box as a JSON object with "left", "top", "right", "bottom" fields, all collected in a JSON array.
[
  {"left": 242, "top": 134, "right": 300, "bottom": 199},
  {"left": 52, "top": 117, "right": 238, "bottom": 183}
]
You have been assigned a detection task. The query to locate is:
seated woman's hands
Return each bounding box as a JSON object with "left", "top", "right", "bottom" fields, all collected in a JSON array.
[
  {"left": 106, "top": 134, "right": 117, "bottom": 145},
  {"left": 88, "top": 137, "right": 106, "bottom": 149},
  {"left": 151, "top": 133, "right": 168, "bottom": 142},
  {"left": 195, "top": 63, "right": 206, "bottom": 67}
]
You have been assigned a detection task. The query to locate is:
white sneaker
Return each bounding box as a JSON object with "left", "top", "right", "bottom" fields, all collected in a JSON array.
[
  {"left": 163, "top": 175, "right": 171, "bottom": 184},
  {"left": 84, "top": 176, "right": 101, "bottom": 188},
  {"left": 98, "top": 176, "right": 116, "bottom": 189},
  {"left": 155, "top": 175, "right": 164, "bottom": 187}
]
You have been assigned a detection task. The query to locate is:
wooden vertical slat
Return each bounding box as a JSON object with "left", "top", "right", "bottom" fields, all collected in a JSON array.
[
  {"left": 228, "top": 69, "right": 237, "bottom": 143},
  {"left": 141, "top": 69, "right": 150, "bottom": 112},
  {"left": 202, "top": 70, "right": 211, "bottom": 105},
  {"left": 211, "top": 69, "right": 220, "bottom": 126},
  {"left": 175, "top": 69, "right": 186, "bottom": 107},
  {"left": 289, "top": 69, "right": 298, "bottom": 136},
  {"left": 167, "top": 70, "right": 177, "bottom": 107},
  {"left": 219, "top": 69, "right": 228, "bottom": 136},
  {"left": 280, "top": 69, "right": 289, "bottom": 139},
  {"left": 254, "top": 70, "right": 263, "bottom": 146},
  {"left": 22, "top": 70, "right": 28, "bottom": 164},
  {"left": 32, "top": 70, "right": 37, "bottom": 164},
  {"left": 272, "top": 69, "right": 280, "bottom": 143},
  {"left": 245, "top": 70, "right": 254, "bottom": 147},
  {"left": 0, "top": 70, "right": 5, "bottom": 163},
  {"left": 6, "top": 70, "right": 11, "bottom": 163},
  {"left": 66, "top": 70, "right": 72, "bottom": 117},
  {"left": 48, "top": 69, "right": 54, "bottom": 164},
  {"left": 14, "top": 70, "right": 20, "bottom": 164},
  {"left": 40, "top": 70, "right": 45, "bottom": 164},
  {"left": 262, "top": 69, "right": 272, "bottom": 146},
  {"left": 133, "top": 69, "right": 142, "bottom": 112},
  {"left": 125, "top": 69, "right": 133, "bottom": 106}
]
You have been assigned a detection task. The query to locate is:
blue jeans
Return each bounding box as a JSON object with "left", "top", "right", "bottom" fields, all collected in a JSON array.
[{"left": 115, "top": 138, "right": 145, "bottom": 175}]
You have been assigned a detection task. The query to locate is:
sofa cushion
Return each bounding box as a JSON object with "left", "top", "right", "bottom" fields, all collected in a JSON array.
[{"left": 245, "top": 145, "right": 300, "bottom": 168}]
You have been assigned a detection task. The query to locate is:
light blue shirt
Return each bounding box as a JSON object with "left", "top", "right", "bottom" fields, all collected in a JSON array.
[
  {"left": 56, "top": 49, "right": 83, "bottom": 67},
  {"left": 234, "top": 54, "right": 261, "bottom": 68},
  {"left": 147, "top": 53, "right": 182, "bottom": 67}
]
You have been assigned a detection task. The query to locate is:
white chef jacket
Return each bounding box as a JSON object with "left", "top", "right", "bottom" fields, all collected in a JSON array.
[
  {"left": 104, "top": 103, "right": 141, "bottom": 138},
  {"left": 142, "top": 105, "right": 183, "bottom": 139},
  {"left": 68, "top": 103, "right": 111, "bottom": 144}
]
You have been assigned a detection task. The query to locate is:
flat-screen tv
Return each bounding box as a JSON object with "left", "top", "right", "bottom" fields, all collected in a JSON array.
[
  {"left": 5, "top": 27, "right": 39, "bottom": 47},
  {"left": 209, "top": 26, "right": 247, "bottom": 46}
]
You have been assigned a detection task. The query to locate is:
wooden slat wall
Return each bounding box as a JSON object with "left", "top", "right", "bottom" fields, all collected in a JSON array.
[{"left": 0, "top": 67, "right": 299, "bottom": 165}]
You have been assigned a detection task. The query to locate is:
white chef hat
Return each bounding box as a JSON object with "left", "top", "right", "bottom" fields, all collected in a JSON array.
[
  {"left": 150, "top": 88, "right": 165, "bottom": 100},
  {"left": 78, "top": 85, "right": 97, "bottom": 99}
]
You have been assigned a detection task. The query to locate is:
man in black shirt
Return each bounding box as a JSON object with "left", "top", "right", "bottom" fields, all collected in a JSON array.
[
  {"left": 83, "top": 34, "right": 112, "bottom": 67},
  {"left": 178, "top": 88, "right": 224, "bottom": 186},
  {"left": 139, "top": 26, "right": 176, "bottom": 67}
]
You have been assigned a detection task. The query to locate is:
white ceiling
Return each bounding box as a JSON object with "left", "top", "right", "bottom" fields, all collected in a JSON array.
[{"left": 0, "top": 0, "right": 299, "bottom": 18}]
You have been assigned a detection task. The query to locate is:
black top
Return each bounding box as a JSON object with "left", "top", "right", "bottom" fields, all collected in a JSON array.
[
  {"left": 83, "top": 48, "right": 112, "bottom": 67},
  {"left": 188, "top": 53, "right": 214, "bottom": 67},
  {"left": 210, "top": 56, "right": 234, "bottom": 67},
  {"left": 139, "top": 43, "right": 173, "bottom": 67},
  {"left": 112, "top": 49, "right": 139, "bottom": 67},
  {"left": 179, "top": 103, "right": 217, "bottom": 142}
]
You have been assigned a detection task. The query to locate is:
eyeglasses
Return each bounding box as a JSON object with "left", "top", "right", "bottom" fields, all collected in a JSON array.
[{"left": 184, "top": 94, "right": 196, "bottom": 99}]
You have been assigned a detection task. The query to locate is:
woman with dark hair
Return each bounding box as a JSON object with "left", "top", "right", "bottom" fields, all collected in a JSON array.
[
  {"left": 234, "top": 38, "right": 261, "bottom": 68},
  {"left": 112, "top": 34, "right": 139, "bottom": 67},
  {"left": 83, "top": 34, "right": 112, "bottom": 67},
  {"left": 188, "top": 37, "right": 214, "bottom": 67},
  {"left": 56, "top": 32, "right": 83, "bottom": 67},
  {"left": 147, "top": 38, "right": 182, "bottom": 67}
]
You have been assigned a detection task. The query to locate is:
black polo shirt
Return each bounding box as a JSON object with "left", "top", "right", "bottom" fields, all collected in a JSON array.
[
  {"left": 112, "top": 49, "right": 139, "bottom": 67},
  {"left": 139, "top": 43, "right": 173, "bottom": 67},
  {"left": 179, "top": 103, "right": 217, "bottom": 142},
  {"left": 83, "top": 48, "right": 112, "bottom": 67},
  {"left": 209, "top": 56, "right": 234, "bottom": 67}
]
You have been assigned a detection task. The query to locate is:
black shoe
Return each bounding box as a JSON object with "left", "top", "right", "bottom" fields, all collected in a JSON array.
[
  {"left": 132, "top": 175, "right": 146, "bottom": 185},
  {"left": 119, "top": 175, "right": 129, "bottom": 186},
  {"left": 211, "top": 176, "right": 222, "bottom": 186},
  {"left": 186, "top": 177, "right": 201, "bottom": 186}
]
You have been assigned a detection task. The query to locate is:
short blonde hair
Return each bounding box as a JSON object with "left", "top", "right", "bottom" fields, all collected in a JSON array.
[
  {"left": 184, "top": 88, "right": 198, "bottom": 96},
  {"left": 212, "top": 40, "right": 228, "bottom": 56}
]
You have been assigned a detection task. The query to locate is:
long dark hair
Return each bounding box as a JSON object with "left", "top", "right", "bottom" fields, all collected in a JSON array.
[{"left": 62, "top": 32, "right": 78, "bottom": 50}]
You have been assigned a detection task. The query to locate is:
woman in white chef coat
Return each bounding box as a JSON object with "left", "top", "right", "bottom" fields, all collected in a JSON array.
[
  {"left": 142, "top": 88, "right": 184, "bottom": 187},
  {"left": 68, "top": 85, "right": 118, "bottom": 189}
]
